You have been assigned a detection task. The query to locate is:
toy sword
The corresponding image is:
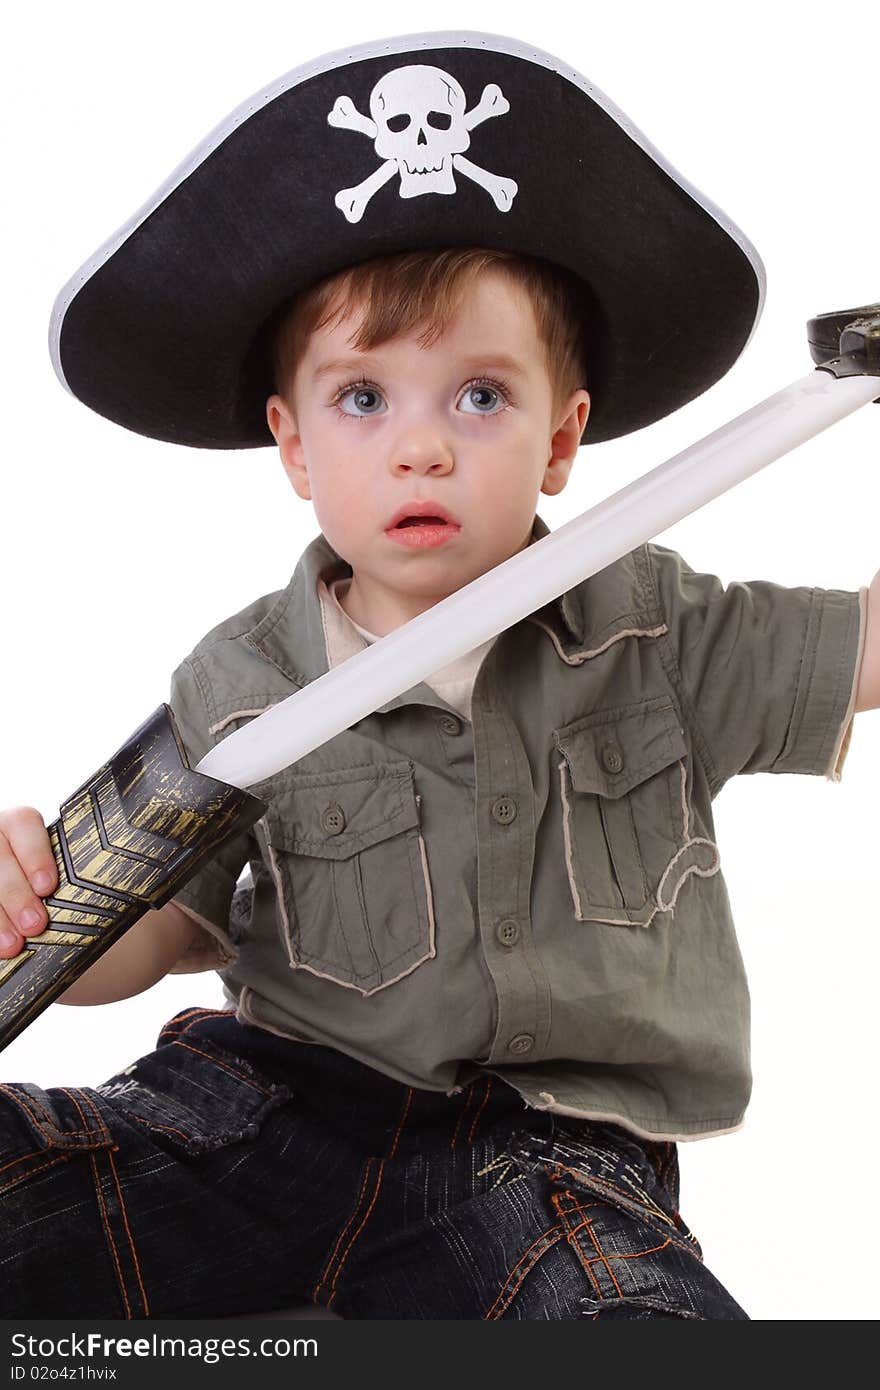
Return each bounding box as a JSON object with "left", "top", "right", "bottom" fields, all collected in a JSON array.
[{"left": 1, "top": 305, "right": 877, "bottom": 1052}]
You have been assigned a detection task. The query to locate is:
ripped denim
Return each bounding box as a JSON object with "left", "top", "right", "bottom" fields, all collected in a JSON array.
[{"left": 0, "top": 1008, "right": 748, "bottom": 1320}]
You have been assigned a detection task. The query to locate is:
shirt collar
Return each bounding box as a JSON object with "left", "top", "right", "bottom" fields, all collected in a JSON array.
[{"left": 243, "top": 513, "right": 659, "bottom": 693}]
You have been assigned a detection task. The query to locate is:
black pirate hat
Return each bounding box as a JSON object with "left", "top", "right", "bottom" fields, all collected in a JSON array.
[{"left": 49, "top": 30, "right": 764, "bottom": 448}]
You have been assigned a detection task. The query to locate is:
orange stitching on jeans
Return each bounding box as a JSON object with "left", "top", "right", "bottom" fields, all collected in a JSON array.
[
  {"left": 313, "top": 1159, "right": 374, "bottom": 1302},
  {"left": 387, "top": 1089, "right": 413, "bottom": 1160},
  {"left": 106, "top": 1147, "right": 150, "bottom": 1317},
  {"left": 160, "top": 1007, "right": 233, "bottom": 1041},
  {"left": 546, "top": 1159, "right": 676, "bottom": 1231},
  {"left": 551, "top": 1199, "right": 602, "bottom": 1218},
  {"left": 170, "top": 1040, "right": 272, "bottom": 1095},
  {"left": 580, "top": 1216, "right": 624, "bottom": 1298},
  {"left": 130, "top": 1115, "right": 197, "bottom": 1146},
  {"left": 552, "top": 1192, "right": 603, "bottom": 1295},
  {"left": 467, "top": 1077, "right": 493, "bottom": 1144},
  {"left": 606, "top": 1237, "right": 673, "bottom": 1262},
  {"left": 483, "top": 1226, "right": 564, "bottom": 1319},
  {"left": 0, "top": 1087, "right": 73, "bottom": 1140},
  {"left": 0, "top": 1084, "right": 68, "bottom": 1139},
  {"left": 563, "top": 1218, "right": 604, "bottom": 1281},
  {"left": 60, "top": 1089, "right": 91, "bottom": 1132},
  {"left": 3, "top": 1085, "right": 108, "bottom": 1145},
  {"left": 450, "top": 1085, "right": 474, "bottom": 1150},
  {"left": 648, "top": 1140, "right": 670, "bottom": 1192},
  {"left": 327, "top": 1160, "right": 385, "bottom": 1309},
  {"left": 61, "top": 1089, "right": 111, "bottom": 1146},
  {"left": 0, "top": 1154, "right": 67, "bottom": 1192},
  {"left": 11, "top": 1088, "right": 61, "bottom": 1134},
  {"left": 89, "top": 1152, "right": 131, "bottom": 1319},
  {"left": 0, "top": 1149, "right": 42, "bottom": 1175}
]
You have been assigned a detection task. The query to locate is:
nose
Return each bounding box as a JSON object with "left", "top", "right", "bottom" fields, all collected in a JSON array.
[{"left": 389, "top": 433, "right": 454, "bottom": 478}]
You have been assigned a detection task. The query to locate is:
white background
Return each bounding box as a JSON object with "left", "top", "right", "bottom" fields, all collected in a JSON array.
[{"left": 1, "top": 0, "right": 878, "bottom": 1321}]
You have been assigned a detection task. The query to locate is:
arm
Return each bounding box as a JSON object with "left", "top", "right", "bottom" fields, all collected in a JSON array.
[
  {"left": 56, "top": 900, "right": 204, "bottom": 1006},
  {"left": 855, "top": 570, "right": 880, "bottom": 712}
]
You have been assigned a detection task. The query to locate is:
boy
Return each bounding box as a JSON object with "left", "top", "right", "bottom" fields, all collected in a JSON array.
[{"left": 0, "top": 32, "right": 876, "bottom": 1319}]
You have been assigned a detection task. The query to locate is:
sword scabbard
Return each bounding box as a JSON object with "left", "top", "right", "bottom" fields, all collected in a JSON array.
[{"left": 0, "top": 705, "right": 266, "bottom": 1054}]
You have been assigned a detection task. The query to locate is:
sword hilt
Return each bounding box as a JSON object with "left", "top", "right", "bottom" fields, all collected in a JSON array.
[
  {"left": 808, "top": 303, "right": 880, "bottom": 394},
  {"left": 0, "top": 705, "right": 266, "bottom": 1054}
]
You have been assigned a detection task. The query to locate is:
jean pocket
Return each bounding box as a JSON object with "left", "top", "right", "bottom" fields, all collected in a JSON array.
[
  {"left": 94, "top": 1033, "right": 291, "bottom": 1155},
  {"left": 553, "top": 698, "right": 719, "bottom": 927},
  {"left": 263, "top": 759, "right": 436, "bottom": 994},
  {"left": 0, "top": 1082, "right": 116, "bottom": 1194}
]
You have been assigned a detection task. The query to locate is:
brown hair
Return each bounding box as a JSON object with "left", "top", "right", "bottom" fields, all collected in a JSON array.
[{"left": 271, "top": 247, "right": 590, "bottom": 426}]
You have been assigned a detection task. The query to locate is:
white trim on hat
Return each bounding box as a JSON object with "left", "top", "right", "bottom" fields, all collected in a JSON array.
[{"left": 48, "top": 28, "right": 766, "bottom": 397}]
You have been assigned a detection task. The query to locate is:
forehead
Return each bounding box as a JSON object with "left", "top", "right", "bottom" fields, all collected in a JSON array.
[{"left": 308, "top": 270, "right": 539, "bottom": 364}]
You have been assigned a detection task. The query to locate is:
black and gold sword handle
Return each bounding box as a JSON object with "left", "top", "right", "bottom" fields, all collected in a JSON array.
[{"left": 0, "top": 704, "right": 266, "bottom": 1054}]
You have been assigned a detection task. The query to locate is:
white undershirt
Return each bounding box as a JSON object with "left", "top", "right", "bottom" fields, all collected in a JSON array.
[{"left": 323, "top": 576, "right": 494, "bottom": 723}]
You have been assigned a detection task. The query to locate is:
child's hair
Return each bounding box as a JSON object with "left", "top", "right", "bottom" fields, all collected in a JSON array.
[{"left": 271, "top": 248, "right": 591, "bottom": 426}]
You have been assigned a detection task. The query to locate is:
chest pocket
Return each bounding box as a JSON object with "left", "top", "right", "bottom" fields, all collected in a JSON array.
[
  {"left": 263, "top": 760, "right": 436, "bottom": 994},
  {"left": 554, "top": 697, "right": 717, "bottom": 927}
]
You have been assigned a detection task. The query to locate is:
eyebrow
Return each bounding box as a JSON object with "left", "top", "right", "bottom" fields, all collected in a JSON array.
[{"left": 311, "top": 353, "right": 529, "bottom": 382}]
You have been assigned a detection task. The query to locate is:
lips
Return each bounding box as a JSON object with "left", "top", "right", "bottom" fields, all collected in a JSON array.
[{"left": 387, "top": 501, "right": 459, "bottom": 530}]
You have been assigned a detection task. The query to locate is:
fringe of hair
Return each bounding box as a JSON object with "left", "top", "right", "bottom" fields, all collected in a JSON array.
[{"left": 271, "top": 248, "right": 590, "bottom": 423}]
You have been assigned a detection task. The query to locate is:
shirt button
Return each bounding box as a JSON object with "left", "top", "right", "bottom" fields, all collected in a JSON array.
[
  {"left": 321, "top": 803, "right": 346, "bottom": 835},
  {"left": 491, "top": 796, "right": 518, "bottom": 825},
  {"left": 601, "top": 740, "right": 625, "bottom": 774},
  {"left": 508, "top": 1033, "right": 534, "bottom": 1055},
  {"left": 436, "top": 713, "right": 462, "bottom": 737},
  {"left": 496, "top": 918, "right": 520, "bottom": 947}
]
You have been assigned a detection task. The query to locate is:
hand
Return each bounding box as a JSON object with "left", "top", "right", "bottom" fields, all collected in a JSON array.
[{"left": 0, "top": 807, "right": 58, "bottom": 958}]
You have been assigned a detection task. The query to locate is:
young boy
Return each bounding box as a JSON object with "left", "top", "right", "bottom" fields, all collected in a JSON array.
[{"left": 0, "top": 32, "right": 876, "bottom": 1320}]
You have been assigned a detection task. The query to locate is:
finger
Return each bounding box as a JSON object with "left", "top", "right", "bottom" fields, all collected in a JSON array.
[
  {"left": 0, "top": 808, "right": 57, "bottom": 898},
  {"left": 0, "top": 827, "right": 51, "bottom": 935},
  {"left": 0, "top": 904, "right": 25, "bottom": 958}
]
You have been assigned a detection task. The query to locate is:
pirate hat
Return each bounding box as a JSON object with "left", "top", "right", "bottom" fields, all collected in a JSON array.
[{"left": 49, "top": 30, "right": 764, "bottom": 449}]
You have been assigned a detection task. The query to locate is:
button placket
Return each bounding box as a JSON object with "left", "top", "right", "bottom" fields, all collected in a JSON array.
[{"left": 471, "top": 679, "right": 551, "bottom": 1069}]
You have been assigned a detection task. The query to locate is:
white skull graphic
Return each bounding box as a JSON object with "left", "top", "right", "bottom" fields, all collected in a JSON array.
[
  {"left": 370, "top": 65, "right": 470, "bottom": 198},
  {"left": 328, "top": 63, "right": 519, "bottom": 223}
]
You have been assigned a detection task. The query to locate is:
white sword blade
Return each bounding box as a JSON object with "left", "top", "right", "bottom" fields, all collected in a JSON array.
[{"left": 196, "top": 367, "right": 878, "bottom": 790}]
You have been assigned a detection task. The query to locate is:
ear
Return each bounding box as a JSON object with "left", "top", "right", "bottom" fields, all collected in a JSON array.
[
  {"left": 540, "top": 390, "right": 590, "bottom": 497},
  {"left": 266, "top": 393, "right": 311, "bottom": 501}
]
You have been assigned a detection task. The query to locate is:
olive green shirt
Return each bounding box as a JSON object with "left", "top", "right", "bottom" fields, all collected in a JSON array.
[{"left": 168, "top": 517, "right": 866, "bottom": 1141}]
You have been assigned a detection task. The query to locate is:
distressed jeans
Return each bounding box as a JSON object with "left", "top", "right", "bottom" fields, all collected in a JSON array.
[{"left": 0, "top": 1007, "right": 748, "bottom": 1319}]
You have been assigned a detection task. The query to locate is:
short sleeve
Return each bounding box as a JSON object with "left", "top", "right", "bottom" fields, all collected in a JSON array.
[
  {"left": 165, "top": 656, "right": 252, "bottom": 974},
  {"left": 647, "top": 543, "right": 867, "bottom": 794}
]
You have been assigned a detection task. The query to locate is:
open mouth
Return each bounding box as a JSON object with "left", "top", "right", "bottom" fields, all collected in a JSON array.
[{"left": 395, "top": 516, "right": 448, "bottom": 528}]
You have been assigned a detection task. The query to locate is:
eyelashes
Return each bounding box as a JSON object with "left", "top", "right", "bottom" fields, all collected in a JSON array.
[{"left": 329, "top": 375, "right": 515, "bottom": 421}]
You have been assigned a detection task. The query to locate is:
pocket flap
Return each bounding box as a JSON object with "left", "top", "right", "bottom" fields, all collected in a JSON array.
[
  {"left": 267, "top": 760, "right": 420, "bottom": 859},
  {"left": 554, "top": 698, "right": 687, "bottom": 799}
]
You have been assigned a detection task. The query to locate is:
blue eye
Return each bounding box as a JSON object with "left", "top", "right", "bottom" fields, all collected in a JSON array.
[
  {"left": 459, "top": 383, "right": 503, "bottom": 414},
  {"left": 336, "top": 384, "right": 385, "bottom": 417}
]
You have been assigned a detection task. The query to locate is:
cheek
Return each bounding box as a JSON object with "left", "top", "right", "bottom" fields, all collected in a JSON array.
[
  {"left": 308, "top": 468, "right": 375, "bottom": 551},
  {"left": 473, "top": 450, "right": 541, "bottom": 513}
]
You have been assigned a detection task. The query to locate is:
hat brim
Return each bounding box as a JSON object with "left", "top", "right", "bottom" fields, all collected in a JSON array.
[{"left": 50, "top": 29, "right": 764, "bottom": 448}]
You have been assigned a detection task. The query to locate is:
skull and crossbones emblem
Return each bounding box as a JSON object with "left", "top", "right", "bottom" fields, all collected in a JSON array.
[{"left": 328, "top": 64, "right": 518, "bottom": 223}]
